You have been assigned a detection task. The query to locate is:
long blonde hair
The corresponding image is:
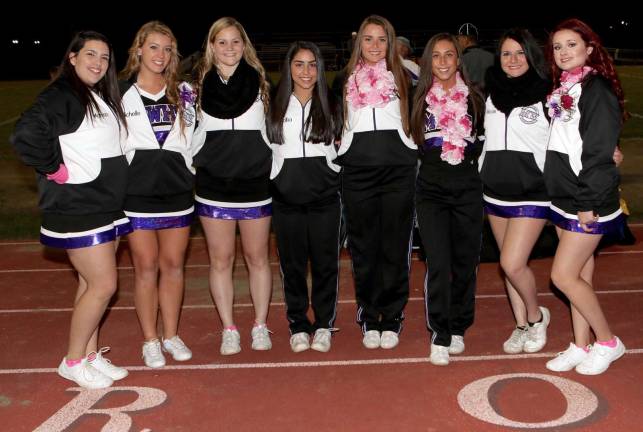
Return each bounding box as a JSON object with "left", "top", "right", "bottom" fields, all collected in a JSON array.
[
  {"left": 196, "top": 17, "right": 270, "bottom": 113},
  {"left": 343, "top": 15, "right": 409, "bottom": 135},
  {"left": 120, "top": 21, "right": 189, "bottom": 133}
]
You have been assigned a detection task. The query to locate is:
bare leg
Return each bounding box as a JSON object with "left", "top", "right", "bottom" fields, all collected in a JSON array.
[
  {"left": 157, "top": 226, "right": 190, "bottom": 339},
  {"left": 66, "top": 242, "right": 118, "bottom": 359},
  {"left": 551, "top": 229, "right": 612, "bottom": 342},
  {"left": 201, "top": 217, "right": 237, "bottom": 328},
  {"left": 239, "top": 217, "right": 272, "bottom": 324},
  {"left": 129, "top": 229, "right": 160, "bottom": 341},
  {"left": 500, "top": 217, "right": 547, "bottom": 322}
]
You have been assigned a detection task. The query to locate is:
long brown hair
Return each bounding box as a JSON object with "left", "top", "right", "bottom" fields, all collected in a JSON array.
[
  {"left": 411, "top": 33, "right": 484, "bottom": 146},
  {"left": 195, "top": 17, "right": 270, "bottom": 113},
  {"left": 120, "top": 21, "right": 190, "bottom": 133},
  {"left": 343, "top": 15, "right": 409, "bottom": 135}
]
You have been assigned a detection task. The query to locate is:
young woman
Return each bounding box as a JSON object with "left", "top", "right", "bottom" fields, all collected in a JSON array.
[
  {"left": 336, "top": 15, "right": 417, "bottom": 350},
  {"left": 192, "top": 17, "right": 273, "bottom": 355},
  {"left": 11, "top": 31, "right": 130, "bottom": 388},
  {"left": 544, "top": 18, "right": 626, "bottom": 375},
  {"left": 120, "top": 21, "right": 195, "bottom": 368},
  {"left": 411, "top": 33, "right": 485, "bottom": 366},
  {"left": 268, "top": 41, "right": 341, "bottom": 353},
  {"left": 480, "top": 29, "right": 552, "bottom": 354}
]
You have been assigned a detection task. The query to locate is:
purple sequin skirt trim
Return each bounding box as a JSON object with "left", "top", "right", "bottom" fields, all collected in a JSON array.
[
  {"left": 129, "top": 213, "right": 194, "bottom": 231},
  {"left": 484, "top": 201, "right": 550, "bottom": 219},
  {"left": 40, "top": 219, "right": 132, "bottom": 249},
  {"left": 549, "top": 210, "right": 625, "bottom": 235},
  {"left": 196, "top": 202, "right": 272, "bottom": 220}
]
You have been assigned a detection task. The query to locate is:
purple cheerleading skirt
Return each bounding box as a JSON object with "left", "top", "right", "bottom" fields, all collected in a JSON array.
[
  {"left": 549, "top": 205, "right": 625, "bottom": 235},
  {"left": 483, "top": 195, "right": 550, "bottom": 219},
  {"left": 40, "top": 217, "right": 132, "bottom": 249},
  {"left": 126, "top": 207, "right": 194, "bottom": 231},
  {"left": 195, "top": 196, "right": 272, "bottom": 220}
]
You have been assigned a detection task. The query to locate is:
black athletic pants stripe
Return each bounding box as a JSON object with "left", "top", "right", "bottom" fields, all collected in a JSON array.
[
  {"left": 342, "top": 165, "right": 415, "bottom": 333},
  {"left": 272, "top": 196, "right": 341, "bottom": 334},
  {"left": 416, "top": 172, "right": 483, "bottom": 347}
]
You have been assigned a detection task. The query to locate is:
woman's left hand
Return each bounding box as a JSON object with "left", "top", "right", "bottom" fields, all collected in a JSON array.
[{"left": 578, "top": 210, "right": 599, "bottom": 233}]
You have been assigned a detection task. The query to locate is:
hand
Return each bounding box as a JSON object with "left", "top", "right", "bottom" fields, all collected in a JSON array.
[
  {"left": 578, "top": 210, "right": 599, "bottom": 233},
  {"left": 613, "top": 147, "right": 623, "bottom": 167}
]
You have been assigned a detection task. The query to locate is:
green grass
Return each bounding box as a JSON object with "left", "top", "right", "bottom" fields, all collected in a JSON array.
[{"left": 1, "top": 68, "right": 642, "bottom": 240}]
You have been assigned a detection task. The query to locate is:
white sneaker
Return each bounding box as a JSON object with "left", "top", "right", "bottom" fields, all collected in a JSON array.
[
  {"left": 362, "top": 330, "right": 381, "bottom": 349},
  {"left": 88, "top": 347, "right": 128, "bottom": 380},
  {"left": 221, "top": 328, "right": 241, "bottom": 355},
  {"left": 449, "top": 335, "right": 465, "bottom": 355},
  {"left": 430, "top": 344, "right": 450, "bottom": 366},
  {"left": 290, "top": 332, "right": 310, "bottom": 353},
  {"left": 311, "top": 329, "right": 332, "bottom": 352},
  {"left": 546, "top": 343, "right": 589, "bottom": 372},
  {"left": 575, "top": 337, "right": 626, "bottom": 375},
  {"left": 58, "top": 358, "right": 113, "bottom": 389},
  {"left": 524, "top": 307, "right": 550, "bottom": 353},
  {"left": 162, "top": 336, "right": 192, "bottom": 361},
  {"left": 142, "top": 339, "right": 166, "bottom": 368},
  {"left": 503, "top": 327, "right": 528, "bottom": 354},
  {"left": 380, "top": 331, "right": 399, "bottom": 349},
  {"left": 251, "top": 324, "right": 273, "bottom": 351}
]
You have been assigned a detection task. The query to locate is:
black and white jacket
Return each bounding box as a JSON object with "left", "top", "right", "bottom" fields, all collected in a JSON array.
[
  {"left": 270, "top": 95, "right": 340, "bottom": 205},
  {"left": 192, "top": 94, "right": 272, "bottom": 203},
  {"left": 120, "top": 81, "right": 195, "bottom": 202},
  {"left": 11, "top": 77, "right": 127, "bottom": 215},
  {"left": 336, "top": 97, "right": 417, "bottom": 167},
  {"left": 545, "top": 75, "right": 621, "bottom": 216},
  {"left": 480, "top": 98, "right": 549, "bottom": 202}
]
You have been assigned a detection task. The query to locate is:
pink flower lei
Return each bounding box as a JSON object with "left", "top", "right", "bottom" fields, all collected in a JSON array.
[
  {"left": 426, "top": 72, "right": 472, "bottom": 165},
  {"left": 346, "top": 59, "right": 397, "bottom": 110},
  {"left": 547, "top": 66, "right": 594, "bottom": 120}
]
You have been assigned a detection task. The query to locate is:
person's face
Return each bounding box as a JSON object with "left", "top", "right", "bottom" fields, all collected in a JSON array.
[
  {"left": 500, "top": 38, "right": 529, "bottom": 78},
  {"left": 291, "top": 49, "right": 317, "bottom": 94},
  {"left": 69, "top": 39, "right": 110, "bottom": 87},
  {"left": 552, "top": 29, "right": 593, "bottom": 71},
  {"left": 212, "top": 26, "right": 245, "bottom": 70},
  {"left": 432, "top": 39, "right": 459, "bottom": 88},
  {"left": 138, "top": 32, "right": 173, "bottom": 75},
  {"left": 360, "top": 23, "right": 387, "bottom": 65}
]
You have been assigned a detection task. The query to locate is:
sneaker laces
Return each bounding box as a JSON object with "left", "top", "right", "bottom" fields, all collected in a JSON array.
[
  {"left": 166, "top": 336, "right": 187, "bottom": 351},
  {"left": 143, "top": 340, "right": 163, "bottom": 357},
  {"left": 87, "top": 347, "right": 112, "bottom": 365},
  {"left": 222, "top": 329, "right": 240, "bottom": 344}
]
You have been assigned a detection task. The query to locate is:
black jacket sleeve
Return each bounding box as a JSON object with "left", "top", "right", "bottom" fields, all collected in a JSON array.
[
  {"left": 575, "top": 76, "right": 621, "bottom": 212},
  {"left": 10, "top": 80, "right": 84, "bottom": 175}
]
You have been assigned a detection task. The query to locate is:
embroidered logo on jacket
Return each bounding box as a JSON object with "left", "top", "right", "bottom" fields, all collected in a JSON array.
[{"left": 519, "top": 106, "right": 539, "bottom": 125}]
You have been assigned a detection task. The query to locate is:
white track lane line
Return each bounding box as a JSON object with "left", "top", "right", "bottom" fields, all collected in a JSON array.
[
  {"left": 2, "top": 289, "right": 643, "bottom": 314},
  {"left": 2, "top": 349, "right": 642, "bottom": 375}
]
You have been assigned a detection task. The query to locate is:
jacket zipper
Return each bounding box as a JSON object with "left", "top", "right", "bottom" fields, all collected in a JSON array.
[
  {"left": 504, "top": 114, "right": 509, "bottom": 151},
  {"left": 372, "top": 108, "right": 377, "bottom": 130},
  {"left": 301, "top": 103, "right": 306, "bottom": 158}
]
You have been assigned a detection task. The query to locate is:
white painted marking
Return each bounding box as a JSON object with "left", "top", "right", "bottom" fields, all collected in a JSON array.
[
  {"left": 2, "top": 290, "right": 642, "bottom": 314},
  {"left": 2, "top": 349, "right": 641, "bottom": 375},
  {"left": 458, "top": 373, "right": 598, "bottom": 428},
  {"left": 33, "top": 386, "right": 166, "bottom": 432}
]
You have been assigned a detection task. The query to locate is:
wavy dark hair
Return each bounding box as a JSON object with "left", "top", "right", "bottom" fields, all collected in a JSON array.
[
  {"left": 547, "top": 18, "right": 626, "bottom": 121},
  {"left": 411, "top": 33, "right": 484, "bottom": 146},
  {"left": 343, "top": 15, "right": 409, "bottom": 135},
  {"left": 57, "top": 31, "right": 127, "bottom": 130},
  {"left": 497, "top": 28, "right": 549, "bottom": 80},
  {"left": 268, "top": 41, "right": 339, "bottom": 145}
]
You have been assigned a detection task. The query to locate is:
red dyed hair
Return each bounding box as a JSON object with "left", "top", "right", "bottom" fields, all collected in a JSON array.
[{"left": 547, "top": 18, "right": 627, "bottom": 121}]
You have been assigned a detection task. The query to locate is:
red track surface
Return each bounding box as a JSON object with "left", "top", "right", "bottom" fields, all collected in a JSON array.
[{"left": 1, "top": 228, "right": 642, "bottom": 431}]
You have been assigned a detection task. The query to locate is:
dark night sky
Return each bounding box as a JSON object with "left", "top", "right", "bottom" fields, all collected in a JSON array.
[{"left": 1, "top": 5, "right": 639, "bottom": 79}]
